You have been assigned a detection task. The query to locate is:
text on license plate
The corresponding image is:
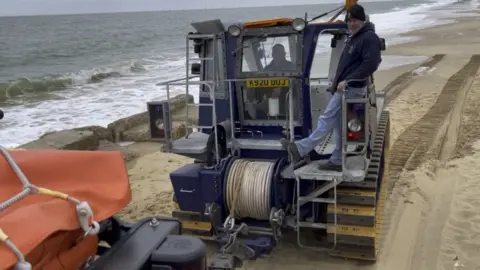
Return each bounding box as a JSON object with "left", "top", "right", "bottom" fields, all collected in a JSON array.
[{"left": 245, "top": 78, "right": 290, "bottom": 88}]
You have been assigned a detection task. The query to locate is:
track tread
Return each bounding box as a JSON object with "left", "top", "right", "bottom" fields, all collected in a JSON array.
[{"left": 326, "top": 111, "right": 390, "bottom": 260}]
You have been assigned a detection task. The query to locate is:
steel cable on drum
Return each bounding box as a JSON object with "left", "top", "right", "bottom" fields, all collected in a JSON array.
[{"left": 226, "top": 159, "right": 274, "bottom": 220}]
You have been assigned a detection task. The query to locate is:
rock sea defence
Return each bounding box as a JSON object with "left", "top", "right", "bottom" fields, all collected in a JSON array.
[{"left": 17, "top": 94, "right": 197, "bottom": 160}]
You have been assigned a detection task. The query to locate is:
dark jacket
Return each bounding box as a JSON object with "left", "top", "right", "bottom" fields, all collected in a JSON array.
[{"left": 332, "top": 22, "right": 382, "bottom": 90}]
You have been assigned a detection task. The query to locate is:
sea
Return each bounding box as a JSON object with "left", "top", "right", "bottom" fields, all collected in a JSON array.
[{"left": 0, "top": 0, "right": 479, "bottom": 147}]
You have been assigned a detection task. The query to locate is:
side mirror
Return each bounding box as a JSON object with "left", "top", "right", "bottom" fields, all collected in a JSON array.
[
  {"left": 380, "top": 38, "right": 386, "bottom": 51},
  {"left": 191, "top": 63, "right": 201, "bottom": 75}
]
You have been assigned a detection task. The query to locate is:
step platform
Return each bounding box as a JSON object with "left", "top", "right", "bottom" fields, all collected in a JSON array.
[
  {"left": 170, "top": 132, "right": 209, "bottom": 157},
  {"left": 294, "top": 156, "right": 368, "bottom": 182}
]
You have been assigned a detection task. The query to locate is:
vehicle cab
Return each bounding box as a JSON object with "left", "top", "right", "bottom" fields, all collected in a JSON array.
[{"left": 226, "top": 18, "right": 308, "bottom": 159}]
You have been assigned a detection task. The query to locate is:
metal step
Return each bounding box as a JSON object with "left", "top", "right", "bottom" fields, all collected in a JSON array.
[
  {"left": 298, "top": 180, "right": 341, "bottom": 207},
  {"left": 294, "top": 156, "right": 368, "bottom": 182},
  {"left": 297, "top": 221, "right": 329, "bottom": 229}
]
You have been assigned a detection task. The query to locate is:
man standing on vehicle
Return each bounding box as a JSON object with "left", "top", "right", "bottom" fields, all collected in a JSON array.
[{"left": 280, "top": 4, "right": 382, "bottom": 171}]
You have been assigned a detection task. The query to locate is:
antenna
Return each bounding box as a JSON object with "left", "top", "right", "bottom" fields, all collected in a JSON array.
[{"left": 308, "top": 5, "right": 344, "bottom": 23}]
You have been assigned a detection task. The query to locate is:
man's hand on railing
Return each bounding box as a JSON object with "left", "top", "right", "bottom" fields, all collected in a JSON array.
[
  {"left": 341, "top": 78, "right": 369, "bottom": 92},
  {"left": 336, "top": 80, "right": 348, "bottom": 92},
  {"left": 326, "top": 78, "right": 369, "bottom": 95}
]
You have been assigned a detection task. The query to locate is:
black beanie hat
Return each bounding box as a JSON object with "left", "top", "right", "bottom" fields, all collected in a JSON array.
[{"left": 348, "top": 4, "right": 366, "bottom": 21}]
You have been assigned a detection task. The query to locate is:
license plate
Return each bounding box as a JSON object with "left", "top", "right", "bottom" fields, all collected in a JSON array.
[{"left": 245, "top": 78, "right": 290, "bottom": 88}]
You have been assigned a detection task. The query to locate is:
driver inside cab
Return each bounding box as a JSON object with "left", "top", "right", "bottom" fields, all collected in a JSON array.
[
  {"left": 264, "top": 44, "right": 295, "bottom": 102},
  {"left": 245, "top": 44, "right": 295, "bottom": 120}
]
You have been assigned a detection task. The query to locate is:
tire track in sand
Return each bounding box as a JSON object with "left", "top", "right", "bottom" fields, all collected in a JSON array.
[
  {"left": 375, "top": 55, "right": 480, "bottom": 270},
  {"left": 407, "top": 56, "right": 479, "bottom": 270},
  {"left": 389, "top": 55, "right": 480, "bottom": 185},
  {"left": 435, "top": 72, "right": 480, "bottom": 270},
  {"left": 383, "top": 54, "right": 445, "bottom": 107},
  {"left": 454, "top": 71, "right": 480, "bottom": 158}
]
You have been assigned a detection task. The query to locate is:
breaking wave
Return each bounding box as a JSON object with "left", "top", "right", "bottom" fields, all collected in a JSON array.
[{"left": 0, "top": 62, "right": 146, "bottom": 103}]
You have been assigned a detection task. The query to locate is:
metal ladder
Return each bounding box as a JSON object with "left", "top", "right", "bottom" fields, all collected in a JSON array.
[
  {"left": 184, "top": 33, "right": 219, "bottom": 136},
  {"left": 294, "top": 172, "right": 342, "bottom": 250},
  {"left": 293, "top": 85, "right": 372, "bottom": 250},
  {"left": 161, "top": 33, "right": 222, "bottom": 165}
]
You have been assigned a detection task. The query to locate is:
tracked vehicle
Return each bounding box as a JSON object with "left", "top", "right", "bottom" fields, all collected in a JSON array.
[{"left": 150, "top": 1, "right": 390, "bottom": 268}]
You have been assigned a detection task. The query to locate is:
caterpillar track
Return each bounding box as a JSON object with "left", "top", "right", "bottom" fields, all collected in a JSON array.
[
  {"left": 324, "top": 54, "right": 480, "bottom": 262},
  {"left": 325, "top": 110, "right": 390, "bottom": 261}
]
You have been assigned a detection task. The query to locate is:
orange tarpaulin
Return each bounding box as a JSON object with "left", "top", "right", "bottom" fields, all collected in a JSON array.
[{"left": 0, "top": 150, "right": 132, "bottom": 269}]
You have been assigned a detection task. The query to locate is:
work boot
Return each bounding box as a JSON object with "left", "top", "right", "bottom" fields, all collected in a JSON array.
[
  {"left": 317, "top": 160, "right": 342, "bottom": 172},
  {"left": 280, "top": 138, "right": 302, "bottom": 163}
]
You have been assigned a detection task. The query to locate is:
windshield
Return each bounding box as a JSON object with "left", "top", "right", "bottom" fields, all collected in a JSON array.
[
  {"left": 241, "top": 34, "right": 298, "bottom": 73},
  {"left": 240, "top": 78, "right": 300, "bottom": 123}
]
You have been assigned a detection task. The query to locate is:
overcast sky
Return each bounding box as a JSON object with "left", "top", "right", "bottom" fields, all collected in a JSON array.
[{"left": 1, "top": 0, "right": 346, "bottom": 16}]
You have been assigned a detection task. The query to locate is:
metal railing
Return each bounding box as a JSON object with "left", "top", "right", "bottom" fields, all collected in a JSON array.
[{"left": 156, "top": 75, "right": 298, "bottom": 160}]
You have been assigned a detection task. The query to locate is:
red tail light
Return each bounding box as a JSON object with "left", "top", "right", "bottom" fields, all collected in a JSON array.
[{"left": 347, "top": 131, "right": 361, "bottom": 140}]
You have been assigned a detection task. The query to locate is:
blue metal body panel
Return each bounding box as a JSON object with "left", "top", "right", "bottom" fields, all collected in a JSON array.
[
  {"left": 171, "top": 22, "right": 352, "bottom": 258},
  {"left": 170, "top": 163, "right": 227, "bottom": 215},
  {"left": 170, "top": 163, "right": 205, "bottom": 213},
  {"left": 172, "top": 22, "right": 349, "bottom": 207}
]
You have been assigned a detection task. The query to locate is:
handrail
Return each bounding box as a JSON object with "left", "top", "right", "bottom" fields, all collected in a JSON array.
[
  {"left": 162, "top": 79, "right": 220, "bottom": 165},
  {"left": 156, "top": 75, "right": 199, "bottom": 86}
]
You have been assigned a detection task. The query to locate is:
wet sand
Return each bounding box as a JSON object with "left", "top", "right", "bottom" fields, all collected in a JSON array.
[{"left": 117, "top": 15, "right": 480, "bottom": 270}]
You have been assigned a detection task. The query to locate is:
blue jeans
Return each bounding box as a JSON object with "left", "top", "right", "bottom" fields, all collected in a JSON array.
[{"left": 295, "top": 87, "right": 367, "bottom": 165}]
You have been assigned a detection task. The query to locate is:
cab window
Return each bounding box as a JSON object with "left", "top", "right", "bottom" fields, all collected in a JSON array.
[
  {"left": 310, "top": 35, "right": 333, "bottom": 79},
  {"left": 241, "top": 35, "right": 298, "bottom": 73}
]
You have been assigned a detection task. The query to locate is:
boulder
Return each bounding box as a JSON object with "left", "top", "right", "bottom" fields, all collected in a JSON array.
[
  {"left": 72, "top": 125, "right": 114, "bottom": 141},
  {"left": 19, "top": 130, "right": 99, "bottom": 150},
  {"left": 121, "top": 123, "right": 150, "bottom": 142}
]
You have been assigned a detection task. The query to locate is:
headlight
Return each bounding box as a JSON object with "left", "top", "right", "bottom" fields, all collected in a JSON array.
[
  {"left": 347, "top": 119, "right": 362, "bottom": 132},
  {"left": 228, "top": 24, "right": 241, "bottom": 37},
  {"left": 292, "top": 18, "right": 306, "bottom": 32}
]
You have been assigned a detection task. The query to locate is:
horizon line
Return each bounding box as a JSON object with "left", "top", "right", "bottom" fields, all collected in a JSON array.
[{"left": 0, "top": 0, "right": 392, "bottom": 18}]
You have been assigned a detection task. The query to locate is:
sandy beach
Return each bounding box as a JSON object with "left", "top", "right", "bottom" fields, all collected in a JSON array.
[{"left": 114, "top": 14, "right": 480, "bottom": 270}]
